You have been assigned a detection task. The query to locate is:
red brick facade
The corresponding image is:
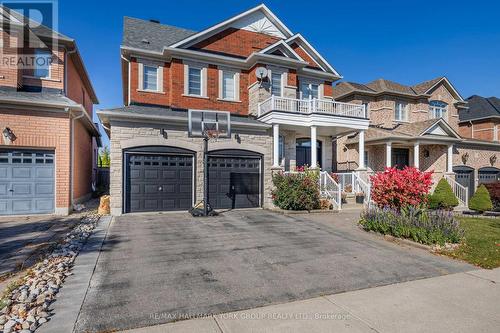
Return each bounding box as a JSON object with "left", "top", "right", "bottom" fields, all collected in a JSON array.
[
  {"left": 459, "top": 120, "right": 500, "bottom": 142},
  {"left": 290, "top": 43, "right": 321, "bottom": 69},
  {"left": 0, "top": 29, "right": 98, "bottom": 214},
  {"left": 192, "top": 28, "right": 279, "bottom": 58}
]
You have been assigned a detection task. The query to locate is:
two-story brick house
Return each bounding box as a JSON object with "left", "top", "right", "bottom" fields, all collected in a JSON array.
[
  {"left": 332, "top": 77, "right": 500, "bottom": 201},
  {"left": 99, "top": 4, "right": 370, "bottom": 215},
  {"left": 0, "top": 6, "right": 100, "bottom": 215}
]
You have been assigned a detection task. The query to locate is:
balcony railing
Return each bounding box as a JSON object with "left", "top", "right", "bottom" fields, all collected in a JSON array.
[{"left": 258, "top": 96, "right": 367, "bottom": 119}]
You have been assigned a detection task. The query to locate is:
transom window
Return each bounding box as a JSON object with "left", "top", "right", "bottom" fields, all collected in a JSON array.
[
  {"left": 395, "top": 101, "right": 408, "bottom": 122},
  {"left": 34, "top": 49, "right": 51, "bottom": 78},
  {"left": 188, "top": 67, "right": 202, "bottom": 95},
  {"left": 429, "top": 100, "right": 448, "bottom": 119},
  {"left": 300, "top": 82, "right": 319, "bottom": 100},
  {"left": 143, "top": 65, "right": 158, "bottom": 91},
  {"left": 271, "top": 72, "right": 282, "bottom": 96},
  {"left": 222, "top": 70, "right": 236, "bottom": 100}
]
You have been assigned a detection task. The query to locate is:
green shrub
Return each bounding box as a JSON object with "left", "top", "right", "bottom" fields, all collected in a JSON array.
[
  {"left": 428, "top": 178, "right": 459, "bottom": 210},
  {"left": 469, "top": 185, "right": 493, "bottom": 212},
  {"left": 359, "top": 207, "right": 464, "bottom": 245},
  {"left": 272, "top": 169, "right": 320, "bottom": 211}
]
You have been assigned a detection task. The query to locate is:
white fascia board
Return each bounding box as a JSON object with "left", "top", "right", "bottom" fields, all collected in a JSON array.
[
  {"left": 170, "top": 4, "right": 293, "bottom": 48},
  {"left": 420, "top": 118, "right": 461, "bottom": 139},
  {"left": 259, "top": 40, "right": 303, "bottom": 60},
  {"left": 424, "top": 77, "right": 464, "bottom": 101},
  {"left": 286, "top": 34, "right": 341, "bottom": 77},
  {"left": 258, "top": 111, "right": 369, "bottom": 130}
]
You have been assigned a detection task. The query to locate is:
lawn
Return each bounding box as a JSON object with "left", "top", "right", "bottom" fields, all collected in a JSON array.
[{"left": 445, "top": 217, "right": 500, "bottom": 269}]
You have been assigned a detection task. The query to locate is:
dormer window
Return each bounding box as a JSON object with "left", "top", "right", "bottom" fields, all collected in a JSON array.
[
  {"left": 395, "top": 101, "right": 408, "bottom": 122},
  {"left": 33, "top": 49, "right": 51, "bottom": 78},
  {"left": 429, "top": 100, "right": 448, "bottom": 119}
]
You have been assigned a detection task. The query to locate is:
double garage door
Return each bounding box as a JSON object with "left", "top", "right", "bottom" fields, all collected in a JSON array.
[
  {"left": 0, "top": 149, "right": 55, "bottom": 215},
  {"left": 124, "top": 147, "right": 261, "bottom": 213}
]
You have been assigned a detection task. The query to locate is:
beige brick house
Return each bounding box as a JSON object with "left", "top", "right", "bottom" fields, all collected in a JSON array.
[
  {"left": 0, "top": 5, "right": 100, "bottom": 215},
  {"left": 332, "top": 77, "right": 500, "bottom": 203}
]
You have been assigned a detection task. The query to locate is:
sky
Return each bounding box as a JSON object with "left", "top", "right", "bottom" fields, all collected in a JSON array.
[{"left": 51, "top": 0, "right": 500, "bottom": 148}]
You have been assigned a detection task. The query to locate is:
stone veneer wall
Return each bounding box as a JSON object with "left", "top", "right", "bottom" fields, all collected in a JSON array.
[
  {"left": 280, "top": 130, "right": 333, "bottom": 171},
  {"left": 109, "top": 120, "right": 273, "bottom": 215},
  {"left": 454, "top": 143, "right": 500, "bottom": 189}
]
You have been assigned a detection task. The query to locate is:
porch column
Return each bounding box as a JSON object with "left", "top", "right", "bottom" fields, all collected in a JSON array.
[
  {"left": 386, "top": 142, "right": 392, "bottom": 168},
  {"left": 273, "top": 124, "right": 280, "bottom": 167},
  {"left": 447, "top": 144, "right": 453, "bottom": 173},
  {"left": 413, "top": 141, "right": 420, "bottom": 169},
  {"left": 311, "top": 126, "right": 317, "bottom": 168},
  {"left": 358, "top": 130, "right": 365, "bottom": 169}
]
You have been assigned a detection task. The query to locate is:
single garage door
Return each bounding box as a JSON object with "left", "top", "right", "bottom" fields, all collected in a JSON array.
[
  {"left": 0, "top": 149, "right": 55, "bottom": 215},
  {"left": 478, "top": 167, "right": 500, "bottom": 184},
  {"left": 208, "top": 150, "right": 261, "bottom": 209},
  {"left": 124, "top": 148, "right": 194, "bottom": 213}
]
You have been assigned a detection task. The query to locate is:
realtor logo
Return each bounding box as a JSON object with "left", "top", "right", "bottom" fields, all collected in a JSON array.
[{"left": 0, "top": 0, "right": 58, "bottom": 70}]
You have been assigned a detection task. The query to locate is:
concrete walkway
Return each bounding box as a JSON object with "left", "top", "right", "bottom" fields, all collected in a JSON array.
[{"left": 120, "top": 268, "right": 500, "bottom": 333}]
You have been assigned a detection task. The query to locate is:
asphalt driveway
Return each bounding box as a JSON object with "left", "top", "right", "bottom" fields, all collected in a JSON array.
[{"left": 75, "top": 209, "right": 472, "bottom": 332}]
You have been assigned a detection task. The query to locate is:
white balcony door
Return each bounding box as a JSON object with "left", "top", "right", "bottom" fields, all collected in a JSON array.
[{"left": 300, "top": 81, "right": 319, "bottom": 100}]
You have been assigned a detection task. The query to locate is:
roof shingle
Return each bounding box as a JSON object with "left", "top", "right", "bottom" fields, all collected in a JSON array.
[{"left": 459, "top": 95, "right": 500, "bottom": 122}]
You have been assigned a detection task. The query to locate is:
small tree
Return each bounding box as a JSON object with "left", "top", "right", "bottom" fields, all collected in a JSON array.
[
  {"left": 428, "top": 178, "right": 459, "bottom": 210},
  {"left": 370, "top": 167, "right": 433, "bottom": 209},
  {"left": 98, "top": 146, "right": 110, "bottom": 167},
  {"left": 469, "top": 185, "right": 493, "bottom": 212}
]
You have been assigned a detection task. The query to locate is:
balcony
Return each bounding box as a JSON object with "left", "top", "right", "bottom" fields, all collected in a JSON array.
[{"left": 258, "top": 96, "right": 367, "bottom": 119}]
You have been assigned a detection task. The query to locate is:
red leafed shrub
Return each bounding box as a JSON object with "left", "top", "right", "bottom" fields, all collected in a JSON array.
[
  {"left": 484, "top": 182, "right": 500, "bottom": 211},
  {"left": 370, "top": 167, "right": 433, "bottom": 209}
]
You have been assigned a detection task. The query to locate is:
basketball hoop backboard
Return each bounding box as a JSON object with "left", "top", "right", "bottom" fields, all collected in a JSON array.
[{"left": 188, "top": 110, "right": 231, "bottom": 139}]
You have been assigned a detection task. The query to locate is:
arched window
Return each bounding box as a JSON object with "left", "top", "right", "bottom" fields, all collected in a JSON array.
[{"left": 429, "top": 100, "right": 448, "bottom": 119}]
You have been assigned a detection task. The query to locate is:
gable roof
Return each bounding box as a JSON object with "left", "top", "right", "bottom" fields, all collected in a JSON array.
[
  {"left": 345, "top": 118, "right": 461, "bottom": 145},
  {"left": 170, "top": 4, "right": 293, "bottom": 48},
  {"left": 259, "top": 40, "right": 302, "bottom": 60},
  {"left": 122, "top": 17, "right": 196, "bottom": 53},
  {"left": 332, "top": 76, "right": 463, "bottom": 102},
  {"left": 459, "top": 95, "right": 500, "bottom": 122}
]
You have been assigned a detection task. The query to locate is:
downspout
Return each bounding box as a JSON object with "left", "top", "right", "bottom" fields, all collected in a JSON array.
[
  {"left": 70, "top": 107, "right": 85, "bottom": 210},
  {"left": 121, "top": 54, "right": 131, "bottom": 105}
]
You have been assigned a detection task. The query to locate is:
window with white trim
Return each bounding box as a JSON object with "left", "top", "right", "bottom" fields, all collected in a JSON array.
[
  {"left": 300, "top": 81, "right": 319, "bottom": 100},
  {"left": 222, "top": 70, "right": 236, "bottom": 100},
  {"left": 429, "top": 100, "right": 448, "bottom": 119},
  {"left": 271, "top": 72, "right": 282, "bottom": 97},
  {"left": 34, "top": 49, "right": 51, "bottom": 78},
  {"left": 188, "top": 67, "right": 202, "bottom": 96},
  {"left": 395, "top": 101, "right": 408, "bottom": 122},
  {"left": 143, "top": 65, "right": 158, "bottom": 91}
]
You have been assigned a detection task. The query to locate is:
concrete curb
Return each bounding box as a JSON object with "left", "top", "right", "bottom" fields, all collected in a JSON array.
[
  {"left": 268, "top": 208, "right": 339, "bottom": 215},
  {"left": 382, "top": 234, "right": 432, "bottom": 251},
  {"left": 38, "top": 215, "right": 113, "bottom": 333}
]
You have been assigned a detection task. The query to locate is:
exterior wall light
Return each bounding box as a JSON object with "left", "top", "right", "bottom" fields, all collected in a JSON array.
[
  {"left": 2, "top": 127, "right": 16, "bottom": 144},
  {"left": 462, "top": 152, "right": 469, "bottom": 165},
  {"left": 423, "top": 149, "right": 430, "bottom": 158},
  {"left": 490, "top": 154, "right": 497, "bottom": 166},
  {"left": 160, "top": 128, "right": 167, "bottom": 139}
]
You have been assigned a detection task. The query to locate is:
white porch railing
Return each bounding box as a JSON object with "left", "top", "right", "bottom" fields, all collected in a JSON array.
[
  {"left": 258, "top": 96, "right": 367, "bottom": 119},
  {"left": 444, "top": 175, "right": 469, "bottom": 208},
  {"left": 332, "top": 171, "right": 372, "bottom": 206},
  {"left": 320, "top": 171, "right": 342, "bottom": 210}
]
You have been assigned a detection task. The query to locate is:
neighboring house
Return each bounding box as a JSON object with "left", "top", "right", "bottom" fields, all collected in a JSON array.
[
  {"left": 459, "top": 95, "right": 500, "bottom": 142},
  {"left": 0, "top": 6, "right": 100, "bottom": 215},
  {"left": 99, "top": 4, "right": 369, "bottom": 215},
  {"left": 332, "top": 77, "right": 500, "bottom": 199}
]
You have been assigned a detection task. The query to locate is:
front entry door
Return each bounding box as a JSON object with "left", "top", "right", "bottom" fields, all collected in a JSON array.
[
  {"left": 296, "top": 138, "right": 322, "bottom": 168},
  {"left": 392, "top": 148, "right": 409, "bottom": 169}
]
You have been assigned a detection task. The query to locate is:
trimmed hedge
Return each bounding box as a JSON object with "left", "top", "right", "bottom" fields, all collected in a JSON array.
[
  {"left": 360, "top": 207, "right": 464, "bottom": 245},
  {"left": 428, "top": 178, "right": 459, "bottom": 210},
  {"left": 469, "top": 185, "right": 493, "bottom": 212}
]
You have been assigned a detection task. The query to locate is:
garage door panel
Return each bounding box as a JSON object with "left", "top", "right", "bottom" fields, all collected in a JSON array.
[
  {"left": 0, "top": 167, "right": 7, "bottom": 178},
  {"left": 35, "top": 183, "right": 54, "bottom": 195},
  {"left": 0, "top": 184, "right": 7, "bottom": 196},
  {"left": 35, "top": 199, "right": 54, "bottom": 211},
  {"left": 0, "top": 201, "right": 7, "bottom": 213},
  {"left": 125, "top": 152, "right": 193, "bottom": 213},
  {"left": 12, "top": 183, "right": 32, "bottom": 196},
  {"left": 35, "top": 168, "right": 53, "bottom": 178},
  {"left": 12, "top": 199, "right": 32, "bottom": 212},
  {"left": 12, "top": 167, "right": 31, "bottom": 178}
]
